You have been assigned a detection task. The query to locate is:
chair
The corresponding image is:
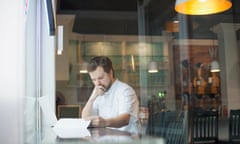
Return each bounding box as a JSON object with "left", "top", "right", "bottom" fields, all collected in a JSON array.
[
  {"left": 191, "top": 109, "right": 219, "bottom": 143},
  {"left": 146, "top": 111, "right": 188, "bottom": 144},
  {"left": 57, "top": 105, "right": 81, "bottom": 119},
  {"left": 229, "top": 109, "right": 240, "bottom": 143},
  {"left": 165, "top": 111, "right": 188, "bottom": 144},
  {"left": 146, "top": 111, "right": 166, "bottom": 136}
]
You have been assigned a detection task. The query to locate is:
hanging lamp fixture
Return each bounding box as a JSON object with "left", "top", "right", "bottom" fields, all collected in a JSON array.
[
  {"left": 208, "top": 43, "right": 220, "bottom": 73},
  {"left": 79, "top": 35, "right": 88, "bottom": 74},
  {"left": 79, "top": 61, "right": 88, "bottom": 73},
  {"left": 148, "top": 61, "right": 158, "bottom": 73},
  {"left": 210, "top": 60, "right": 220, "bottom": 72},
  {"left": 148, "top": 38, "right": 158, "bottom": 73},
  {"left": 175, "top": 0, "right": 232, "bottom": 15}
]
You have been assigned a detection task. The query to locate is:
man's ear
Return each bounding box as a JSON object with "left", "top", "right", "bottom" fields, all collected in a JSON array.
[
  {"left": 110, "top": 69, "right": 114, "bottom": 78},
  {"left": 110, "top": 69, "right": 112, "bottom": 75}
]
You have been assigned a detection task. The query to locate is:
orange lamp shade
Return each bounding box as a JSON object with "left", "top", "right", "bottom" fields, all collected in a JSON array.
[{"left": 175, "top": 0, "right": 232, "bottom": 15}]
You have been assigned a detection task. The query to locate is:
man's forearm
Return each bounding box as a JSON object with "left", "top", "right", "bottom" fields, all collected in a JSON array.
[
  {"left": 82, "top": 90, "right": 98, "bottom": 118},
  {"left": 105, "top": 113, "right": 130, "bottom": 128},
  {"left": 81, "top": 99, "right": 95, "bottom": 118}
]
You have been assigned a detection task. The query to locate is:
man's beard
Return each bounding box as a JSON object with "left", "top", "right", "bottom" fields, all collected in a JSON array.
[{"left": 104, "top": 79, "right": 113, "bottom": 92}]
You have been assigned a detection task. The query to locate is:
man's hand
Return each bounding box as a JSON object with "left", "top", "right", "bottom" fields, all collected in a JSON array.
[
  {"left": 94, "top": 85, "right": 106, "bottom": 96},
  {"left": 85, "top": 113, "right": 130, "bottom": 128},
  {"left": 81, "top": 86, "right": 106, "bottom": 118},
  {"left": 89, "top": 86, "right": 106, "bottom": 101},
  {"left": 86, "top": 115, "right": 107, "bottom": 127}
]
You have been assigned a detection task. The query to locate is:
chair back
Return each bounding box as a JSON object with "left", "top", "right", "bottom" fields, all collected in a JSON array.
[
  {"left": 57, "top": 105, "right": 81, "bottom": 119},
  {"left": 146, "top": 111, "right": 188, "bottom": 144},
  {"left": 191, "top": 109, "right": 218, "bottom": 143},
  {"left": 229, "top": 109, "right": 240, "bottom": 142}
]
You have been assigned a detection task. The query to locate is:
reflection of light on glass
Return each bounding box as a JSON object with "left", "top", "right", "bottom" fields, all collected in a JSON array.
[
  {"left": 57, "top": 25, "right": 63, "bottom": 55},
  {"left": 93, "top": 135, "right": 133, "bottom": 143},
  {"left": 57, "top": 50, "right": 62, "bottom": 55},
  {"left": 131, "top": 55, "right": 135, "bottom": 72},
  {"left": 173, "top": 20, "right": 179, "bottom": 23}
]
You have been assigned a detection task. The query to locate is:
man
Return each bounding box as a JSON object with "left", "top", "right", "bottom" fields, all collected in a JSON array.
[{"left": 81, "top": 56, "right": 140, "bottom": 134}]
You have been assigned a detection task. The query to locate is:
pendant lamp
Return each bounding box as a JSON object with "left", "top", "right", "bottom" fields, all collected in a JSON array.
[
  {"left": 148, "top": 39, "right": 158, "bottom": 73},
  {"left": 79, "top": 36, "right": 88, "bottom": 74},
  {"left": 210, "top": 60, "right": 220, "bottom": 72},
  {"left": 79, "top": 61, "right": 88, "bottom": 73},
  {"left": 148, "top": 61, "right": 158, "bottom": 73},
  {"left": 208, "top": 45, "right": 220, "bottom": 72},
  {"left": 175, "top": 0, "right": 232, "bottom": 15}
]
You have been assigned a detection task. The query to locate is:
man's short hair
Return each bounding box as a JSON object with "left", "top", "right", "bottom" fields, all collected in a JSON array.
[{"left": 87, "top": 56, "right": 115, "bottom": 77}]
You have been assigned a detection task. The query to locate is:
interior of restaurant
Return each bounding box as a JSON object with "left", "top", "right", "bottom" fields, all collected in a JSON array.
[
  {"left": 54, "top": 0, "right": 240, "bottom": 143},
  {"left": 1, "top": 0, "right": 240, "bottom": 144},
  {"left": 57, "top": 0, "right": 222, "bottom": 113}
]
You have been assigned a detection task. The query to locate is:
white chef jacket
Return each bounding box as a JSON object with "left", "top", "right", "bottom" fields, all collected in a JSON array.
[{"left": 92, "top": 79, "right": 140, "bottom": 134}]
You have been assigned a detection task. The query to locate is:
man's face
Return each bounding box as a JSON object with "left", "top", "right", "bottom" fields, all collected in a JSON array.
[{"left": 89, "top": 66, "right": 113, "bottom": 91}]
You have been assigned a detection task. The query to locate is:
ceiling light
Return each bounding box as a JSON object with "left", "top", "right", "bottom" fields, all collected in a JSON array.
[
  {"left": 175, "top": 0, "right": 232, "bottom": 15},
  {"left": 79, "top": 62, "right": 88, "bottom": 73},
  {"left": 148, "top": 61, "right": 158, "bottom": 73},
  {"left": 148, "top": 40, "right": 158, "bottom": 73},
  {"left": 210, "top": 60, "right": 220, "bottom": 72}
]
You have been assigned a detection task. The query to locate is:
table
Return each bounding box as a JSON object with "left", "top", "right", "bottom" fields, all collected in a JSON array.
[{"left": 41, "top": 127, "right": 165, "bottom": 144}]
